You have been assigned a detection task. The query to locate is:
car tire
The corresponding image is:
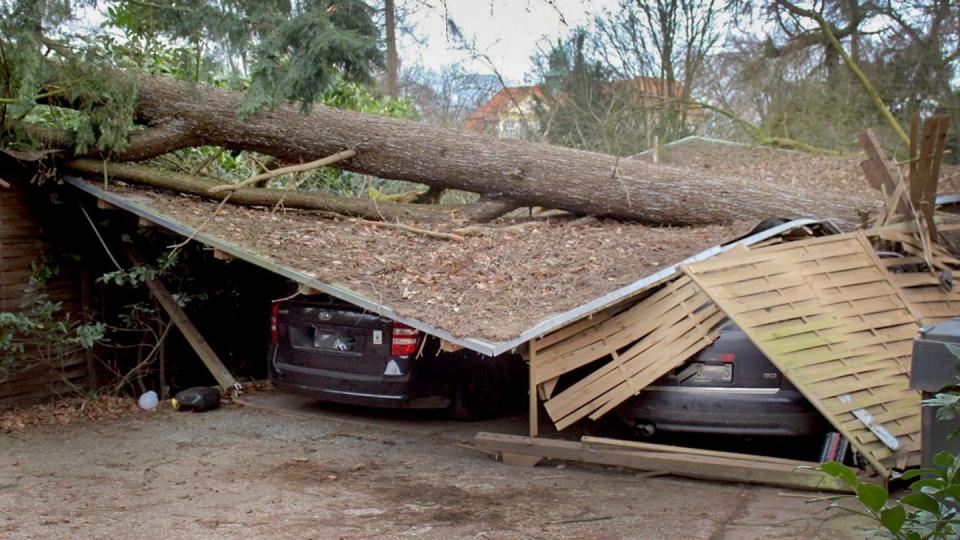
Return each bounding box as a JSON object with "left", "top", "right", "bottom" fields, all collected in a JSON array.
[{"left": 448, "top": 356, "right": 510, "bottom": 421}]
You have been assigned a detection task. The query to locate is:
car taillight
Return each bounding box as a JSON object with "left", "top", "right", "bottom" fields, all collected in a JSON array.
[
  {"left": 717, "top": 353, "right": 735, "bottom": 363},
  {"left": 391, "top": 322, "right": 420, "bottom": 356},
  {"left": 270, "top": 303, "right": 280, "bottom": 344}
]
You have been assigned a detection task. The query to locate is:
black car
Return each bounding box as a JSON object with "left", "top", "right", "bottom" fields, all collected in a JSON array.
[
  {"left": 268, "top": 296, "right": 524, "bottom": 419},
  {"left": 615, "top": 321, "right": 829, "bottom": 438}
]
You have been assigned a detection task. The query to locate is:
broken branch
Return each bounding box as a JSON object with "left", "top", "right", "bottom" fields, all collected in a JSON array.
[{"left": 209, "top": 148, "right": 357, "bottom": 193}]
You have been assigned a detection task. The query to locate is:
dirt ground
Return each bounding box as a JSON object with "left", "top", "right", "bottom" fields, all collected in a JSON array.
[{"left": 0, "top": 391, "right": 868, "bottom": 539}]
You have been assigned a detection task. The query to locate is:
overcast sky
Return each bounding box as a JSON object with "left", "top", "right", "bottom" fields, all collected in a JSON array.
[
  {"left": 397, "top": 0, "right": 620, "bottom": 84},
  {"left": 75, "top": 0, "right": 623, "bottom": 85}
]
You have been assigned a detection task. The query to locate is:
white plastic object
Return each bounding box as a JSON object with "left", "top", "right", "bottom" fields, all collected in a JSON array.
[{"left": 138, "top": 390, "right": 159, "bottom": 411}]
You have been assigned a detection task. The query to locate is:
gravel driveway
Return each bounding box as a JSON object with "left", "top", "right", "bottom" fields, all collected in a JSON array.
[{"left": 0, "top": 391, "right": 866, "bottom": 539}]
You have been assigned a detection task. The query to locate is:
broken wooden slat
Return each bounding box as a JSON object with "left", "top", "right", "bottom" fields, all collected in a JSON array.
[
  {"left": 859, "top": 129, "right": 911, "bottom": 219},
  {"left": 581, "top": 436, "right": 822, "bottom": 467},
  {"left": 535, "top": 277, "right": 723, "bottom": 430},
  {"left": 474, "top": 432, "right": 853, "bottom": 492}
]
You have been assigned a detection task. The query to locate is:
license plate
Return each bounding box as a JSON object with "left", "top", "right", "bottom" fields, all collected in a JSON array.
[
  {"left": 693, "top": 364, "right": 733, "bottom": 383},
  {"left": 312, "top": 330, "right": 356, "bottom": 352}
]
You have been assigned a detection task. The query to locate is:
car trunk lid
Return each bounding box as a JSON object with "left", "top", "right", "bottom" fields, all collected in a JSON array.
[{"left": 275, "top": 302, "right": 394, "bottom": 377}]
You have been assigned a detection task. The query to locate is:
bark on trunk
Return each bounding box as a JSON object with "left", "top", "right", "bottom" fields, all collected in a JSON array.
[
  {"left": 62, "top": 159, "right": 516, "bottom": 223},
  {"left": 108, "top": 75, "right": 868, "bottom": 226}
]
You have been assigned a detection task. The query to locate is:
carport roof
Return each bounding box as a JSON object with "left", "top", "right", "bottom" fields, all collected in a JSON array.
[{"left": 66, "top": 176, "right": 833, "bottom": 356}]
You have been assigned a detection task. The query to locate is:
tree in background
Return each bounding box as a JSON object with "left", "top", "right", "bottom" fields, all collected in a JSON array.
[
  {"left": 532, "top": 0, "right": 720, "bottom": 155},
  {"left": 708, "top": 0, "right": 960, "bottom": 156}
]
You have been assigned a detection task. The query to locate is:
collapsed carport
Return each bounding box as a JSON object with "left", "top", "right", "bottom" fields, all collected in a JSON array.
[{"left": 63, "top": 118, "right": 960, "bottom": 489}]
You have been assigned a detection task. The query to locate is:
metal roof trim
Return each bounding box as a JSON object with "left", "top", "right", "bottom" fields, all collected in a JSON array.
[{"left": 65, "top": 176, "right": 832, "bottom": 356}]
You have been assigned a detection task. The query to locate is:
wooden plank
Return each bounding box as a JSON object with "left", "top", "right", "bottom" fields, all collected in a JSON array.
[
  {"left": 474, "top": 433, "right": 854, "bottom": 492},
  {"left": 891, "top": 273, "right": 942, "bottom": 288},
  {"left": 535, "top": 283, "right": 705, "bottom": 383},
  {"left": 534, "top": 309, "right": 615, "bottom": 353},
  {"left": 123, "top": 244, "right": 238, "bottom": 390},
  {"left": 547, "top": 311, "right": 724, "bottom": 428},
  {"left": 581, "top": 436, "right": 825, "bottom": 467},
  {"left": 528, "top": 342, "right": 538, "bottom": 438},
  {"left": 543, "top": 307, "right": 717, "bottom": 422}
]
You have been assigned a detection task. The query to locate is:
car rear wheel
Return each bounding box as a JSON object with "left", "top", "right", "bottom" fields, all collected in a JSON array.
[{"left": 448, "top": 357, "right": 511, "bottom": 421}]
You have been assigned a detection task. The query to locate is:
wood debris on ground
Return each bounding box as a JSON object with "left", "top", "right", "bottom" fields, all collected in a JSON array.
[{"left": 473, "top": 432, "right": 853, "bottom": 492}]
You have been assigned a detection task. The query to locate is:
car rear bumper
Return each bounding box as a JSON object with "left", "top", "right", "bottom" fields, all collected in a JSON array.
[
  {"left": 616, "top": 387, "right": 827, "bottom": 437},
  {"left": 270, "top": 359, "right": 450, "bottom": 409}
]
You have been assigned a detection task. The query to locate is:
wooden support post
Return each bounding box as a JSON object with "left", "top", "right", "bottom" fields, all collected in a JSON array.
[
  {"left": 529, "top": 341, "right": 539, "bottom": 437},
  {"left": 123, "top": 243, "right": 239, "bottom": 391}
]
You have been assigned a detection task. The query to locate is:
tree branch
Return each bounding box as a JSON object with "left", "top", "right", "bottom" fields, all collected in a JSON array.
[
  {"left": 209, "top": 148, "right": 357, "bottom": 193},
  {"left": 63, "top": 158, "right": 507, "bottom": 223},
  {"left": 775, "top": 0, "right": 909, "bottom": 145}
]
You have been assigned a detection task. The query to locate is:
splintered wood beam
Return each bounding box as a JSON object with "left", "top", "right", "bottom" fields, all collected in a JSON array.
[
  {"left": 123, "top": 243, "right": 239, "bottom": 391},
  {"left": 473, "top": 432, "right": 854, "bottom": 492}
]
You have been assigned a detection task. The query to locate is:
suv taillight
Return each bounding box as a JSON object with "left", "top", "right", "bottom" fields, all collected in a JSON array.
[
  {"left": 270, "top": 303, "right": 280, "bottom": 344},
  {"left": 391, "top": 322, "right": 420, "bottom": 356}
]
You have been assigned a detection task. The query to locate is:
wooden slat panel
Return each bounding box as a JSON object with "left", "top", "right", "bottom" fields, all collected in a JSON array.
[
  {"left": 685, "top": 231, "right": 922, "bottom": 478},
  {"left": 534, "top": 277, "right": 723, "bottom": 430}
]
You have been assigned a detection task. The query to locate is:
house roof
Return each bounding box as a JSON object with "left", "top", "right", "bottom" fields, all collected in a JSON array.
[
  {"left": 463, "top": 77, "right": 695, "bottom": 132},
  {"left": 462, "top": 86, "right": 545, "bottom": 131}
]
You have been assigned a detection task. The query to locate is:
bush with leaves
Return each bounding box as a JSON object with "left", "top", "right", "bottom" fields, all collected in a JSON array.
[
  {"left": 924, "top": 388, "right": 960, "bottom": 441},
  {"left": 0, "top": 255, "right": 105, "bottom": 384},
  {"left": 818, "top": 395, "right": 960, "bottom": 539}
]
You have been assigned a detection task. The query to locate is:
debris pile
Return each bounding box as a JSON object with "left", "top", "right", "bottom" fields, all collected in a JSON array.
[{"left": 525, "top": 119, "right": 958, "bottom": 480}]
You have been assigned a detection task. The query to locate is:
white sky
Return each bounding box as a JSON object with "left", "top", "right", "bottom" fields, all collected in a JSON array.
[
  {"left": 75, "top": 0, "right": 621, "bottom": 85},
  {"left": 397, "top": 0, "right": 620, "bottom": 84}
]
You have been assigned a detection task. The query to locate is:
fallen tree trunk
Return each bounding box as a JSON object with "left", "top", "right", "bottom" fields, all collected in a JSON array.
[
  {"left": 63, "top": 159, "right": 516, "bottom": 223},
  {"left": 67, "top": 75, "right": 871, "bottom": 226}
]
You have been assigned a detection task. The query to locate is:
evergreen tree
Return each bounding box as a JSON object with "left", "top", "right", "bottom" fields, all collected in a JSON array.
[{"left": 0, "top": 0, "right": 384, "bottom": 153}]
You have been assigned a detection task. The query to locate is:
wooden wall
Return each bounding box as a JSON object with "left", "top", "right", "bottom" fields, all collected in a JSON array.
[{"left": 1, "top": 185, "right": 87, "bottom": 408}]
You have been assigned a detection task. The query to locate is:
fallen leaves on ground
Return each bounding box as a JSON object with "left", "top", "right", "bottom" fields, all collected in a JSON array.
[{"left": 0, "top": 395, "right": 142, "bottom": 433}]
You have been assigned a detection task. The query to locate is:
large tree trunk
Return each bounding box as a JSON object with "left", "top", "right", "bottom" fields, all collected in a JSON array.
[{"left": 101, "top": 75, "right": 867, "bottom": 226}]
